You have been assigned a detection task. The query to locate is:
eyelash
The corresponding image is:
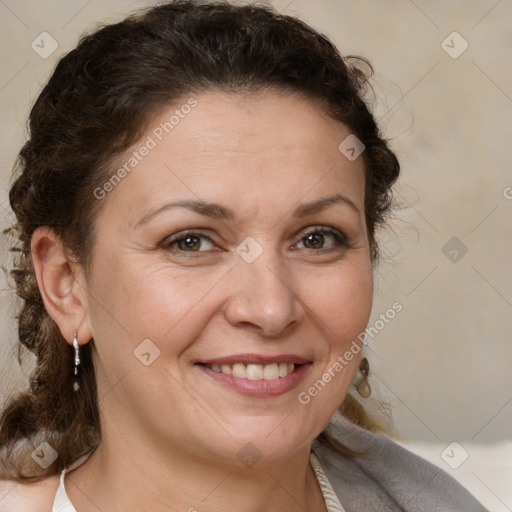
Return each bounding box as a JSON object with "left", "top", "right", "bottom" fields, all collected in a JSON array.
[
  {"left": 161, "top": 226, "right": 350, "bottom": 254},
  {"left": 295, "top": 226, "right": 349, "bottom": 251}
]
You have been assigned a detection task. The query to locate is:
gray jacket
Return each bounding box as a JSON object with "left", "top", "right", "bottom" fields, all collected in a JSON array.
[{"left": 313, "top": 412, "right": 488, "bottom": 511}]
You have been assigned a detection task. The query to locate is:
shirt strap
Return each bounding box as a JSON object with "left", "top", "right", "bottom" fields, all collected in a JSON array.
[{"left": 310, "top": 451, "right": 346, "bottom": 512}]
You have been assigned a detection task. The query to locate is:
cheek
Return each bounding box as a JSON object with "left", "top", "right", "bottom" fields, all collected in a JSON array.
[
  {"left": 88, "top": 254, "right": 231, "bottom": 352},
  {"left": 300, "top": 259, "right": 373, "bottom": 347},
  {"left": 292, "top": 258, "right": 372, "bottom": 432}
]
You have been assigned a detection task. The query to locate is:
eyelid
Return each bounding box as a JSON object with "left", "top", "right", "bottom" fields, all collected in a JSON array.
[
  {"left": 294, "top": 225, "right": 349, "bottom": 247},
  {"left": 161, "top": 229, "right": 217, "bottom": 250},
  {"left": 298, "top": 225, "right": 344, "bottom": 237}
]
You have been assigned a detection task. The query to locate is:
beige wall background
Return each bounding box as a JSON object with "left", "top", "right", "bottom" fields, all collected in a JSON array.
[{"left": 0, "top": 0, "right": 510, "bottom": 447}]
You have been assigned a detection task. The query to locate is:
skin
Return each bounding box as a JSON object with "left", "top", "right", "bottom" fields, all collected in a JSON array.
[{"left": 30, "top": 90, "right": 373, "bottom": 511}]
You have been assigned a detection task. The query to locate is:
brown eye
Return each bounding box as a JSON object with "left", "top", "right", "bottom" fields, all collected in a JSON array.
[
  {"left": 295, "top": 227, "right": 347, "bottom": 251},
  {"left": 177, "top": 235, "right": 202, "bottom": 251},
  {"left": 303, "top": 233, "right": 325, "bottom": 249},
  {"left": 163, "top": 232, "right": 216, "bottom": 252}
]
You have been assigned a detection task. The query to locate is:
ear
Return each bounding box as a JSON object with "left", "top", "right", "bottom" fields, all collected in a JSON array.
[{"left": 31, "top": 227, "right": 92, "bottom": 347}]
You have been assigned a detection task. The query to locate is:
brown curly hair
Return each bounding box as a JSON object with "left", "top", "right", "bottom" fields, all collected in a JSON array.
[{"left": 0, "top": 0, "right": 399, "bottom": 482}]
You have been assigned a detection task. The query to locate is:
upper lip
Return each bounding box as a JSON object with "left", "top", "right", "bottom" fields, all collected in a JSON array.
[{"left": 197, "top": 354, "right": 311, "bottom": 365}]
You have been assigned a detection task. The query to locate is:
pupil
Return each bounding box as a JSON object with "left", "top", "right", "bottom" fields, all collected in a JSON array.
[
  {"left": 180, "top": 236, "right": 200, "bottom": 250},
  {"left": 306, "top": 233, "right": 323, "bottom": 248}
]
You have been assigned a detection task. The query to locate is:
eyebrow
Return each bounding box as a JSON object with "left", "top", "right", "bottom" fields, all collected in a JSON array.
[
  {"left": 292, "top": 193, "right": 360, "bottom": 217},
  {"left": 135, "top": 193, "right": 360, "bottom": 228},
  {"left": 135, "top": 200, "right": 235, "bottom": 228}
]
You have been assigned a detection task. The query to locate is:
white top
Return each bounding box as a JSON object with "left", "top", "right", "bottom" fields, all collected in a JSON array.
[{"left": 52, "top": 451, "right": 344, "bottom": 511}]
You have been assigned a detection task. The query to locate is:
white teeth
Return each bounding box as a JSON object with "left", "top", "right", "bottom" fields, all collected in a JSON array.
[
  {"left": 220, "top": 364, "right": 232, "bottom": 375},
  {"left": 246, "top": 364, "right": 263, "bottom": 380},
  {"left": 232, "top": 363, "right": 247, "bottom": 378},
  {"left": 263, "top": 363, "right": 280, "bottom": 380},
  {"left": 206, "top": 362, "right": 296, "bottom": 380}
]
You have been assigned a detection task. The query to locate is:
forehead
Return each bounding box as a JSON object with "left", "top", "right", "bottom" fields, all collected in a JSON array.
[
  {"left": 157, "top": 90, "right": 355, "bottom": 164},
  {"left": 97, "top": 90, "right": 366, "bottom": 223}
]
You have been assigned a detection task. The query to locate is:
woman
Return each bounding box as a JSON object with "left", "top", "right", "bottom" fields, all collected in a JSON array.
[{"left": 0, "top": 1, "right": 486, "bottom": 510}]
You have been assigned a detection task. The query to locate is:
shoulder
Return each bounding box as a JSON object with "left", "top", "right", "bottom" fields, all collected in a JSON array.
[{"left": 0, "top": 474, "right": 60, "bottom": 512}]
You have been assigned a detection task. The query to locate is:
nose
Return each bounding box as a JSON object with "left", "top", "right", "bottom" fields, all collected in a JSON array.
[{"left": 223, "top": 255, "right": 304, "bottom": 338}]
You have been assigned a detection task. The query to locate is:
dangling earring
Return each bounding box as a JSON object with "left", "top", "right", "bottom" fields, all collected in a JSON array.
[
  {"left": 72, "top": 332, "right": 80, "bottom": 391},
  {"left": 352, "top": 357, "right": 371, "bottom": 398}
]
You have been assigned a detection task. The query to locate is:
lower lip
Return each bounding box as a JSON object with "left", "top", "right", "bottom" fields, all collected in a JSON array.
[{"left": 197, "top": 363, "right": 311, "bottom": 398}]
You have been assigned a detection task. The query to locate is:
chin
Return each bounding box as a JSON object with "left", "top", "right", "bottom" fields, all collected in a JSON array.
[{"left": 202, "top": 414, "right": 320, "bottom": 467}]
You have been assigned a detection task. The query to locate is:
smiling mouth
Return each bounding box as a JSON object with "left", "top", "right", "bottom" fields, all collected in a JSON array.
[
  {"left": 203, "top": 362, "right": 296, "bottom": 381},
  {"left": 196, "top": 357, "right": 311, "bottom": 397}
]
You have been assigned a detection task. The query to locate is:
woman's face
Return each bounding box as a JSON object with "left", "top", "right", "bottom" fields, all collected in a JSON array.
[{"left": 82, "top": 90, "right": 373, "bottom": 467}]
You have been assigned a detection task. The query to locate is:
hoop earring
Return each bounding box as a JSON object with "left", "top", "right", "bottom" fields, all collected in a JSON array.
[
  {"left": 72, "top": 332, "right": 80, "bottom": 391},
  {"left": 352, "top": 357, "right": 371, "bottom": 398}
]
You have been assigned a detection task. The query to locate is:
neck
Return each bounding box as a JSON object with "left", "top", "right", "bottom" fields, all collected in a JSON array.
[{"left": 65, "top": 429, "right": 327, "bottom": 512}]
